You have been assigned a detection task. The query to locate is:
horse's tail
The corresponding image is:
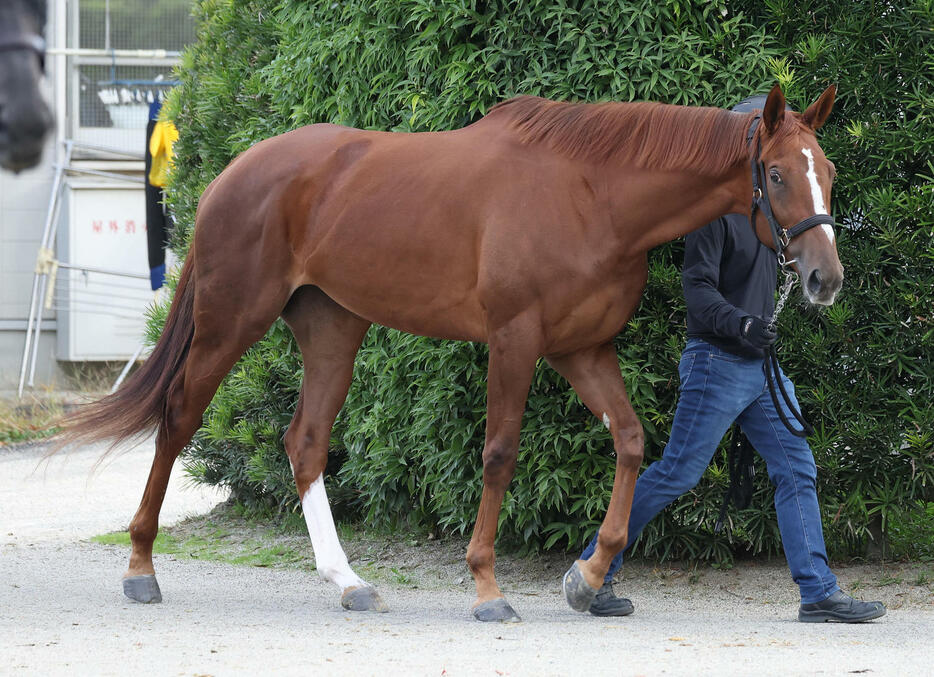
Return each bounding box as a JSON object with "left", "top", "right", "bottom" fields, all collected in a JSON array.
[{"left": 57, "top": 250, "right": 197, "bottom": 452}]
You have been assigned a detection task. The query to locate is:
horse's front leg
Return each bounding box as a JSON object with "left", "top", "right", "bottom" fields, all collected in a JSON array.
[
  {"left": 547, "top": 342, "right": 645, "bottom": 611},
  {"left": 466, "top": 317, "right": 541, "bottom": 622}
]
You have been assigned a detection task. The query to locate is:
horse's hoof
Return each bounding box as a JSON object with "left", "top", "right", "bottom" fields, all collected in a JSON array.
[
  {"left": 341, "top": 586, "right": 389, "bottom": 612},
  {"left": 563, "top": 561, "right": 598, "bottom": 612},
  {"left": 123, "top": 574, "right": 162, "bottom": 604},
  {"left": 472, "top": 598, "right": 522, "bottom": 623}
]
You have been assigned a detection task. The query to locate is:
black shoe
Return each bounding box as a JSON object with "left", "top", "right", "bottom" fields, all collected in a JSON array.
[
  {"left": 588, "top": 582, "right": 634, "bottom": 617},
  {"left": 798, "top": 590, "right": 886, "bottom": 623}
]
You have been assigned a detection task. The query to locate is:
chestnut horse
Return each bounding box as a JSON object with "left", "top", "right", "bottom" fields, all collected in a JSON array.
[
  {"left": 0, "top": 0, "right": 52, "bottom": 171},
  {"left": 63, "top": 84, "right": 842, "bottom": 621}
]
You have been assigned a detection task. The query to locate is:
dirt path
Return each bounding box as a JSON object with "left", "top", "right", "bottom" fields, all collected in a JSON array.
[
  {"left": 1, "top": 439, "right": 226, "bottom": 545},
  {"left": 2, "top": 441, "right": 933, "bottom": 675}
]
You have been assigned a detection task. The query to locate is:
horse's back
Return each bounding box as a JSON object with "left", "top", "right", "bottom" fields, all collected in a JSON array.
[{"left": 192, "top": 118, "right": 611, "bottom": 344}]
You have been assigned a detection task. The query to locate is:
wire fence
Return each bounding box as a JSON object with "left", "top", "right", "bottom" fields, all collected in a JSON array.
[
  {"left": 68, "top": 0, "right": 194, "bottom": 152},
  {"left": 78, "top": 0, "right": 195, "bottom": 51}
]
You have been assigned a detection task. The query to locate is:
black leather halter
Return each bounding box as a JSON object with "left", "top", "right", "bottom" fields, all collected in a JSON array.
[
  {"left": 0, "top": 32, "right": 46, "bottom": 71},
  {"left": 746, "top": 115, "right": 835, "bottom": 270},
  {"left": 745, "top": 115, "right": 822, "bottom": 439}
]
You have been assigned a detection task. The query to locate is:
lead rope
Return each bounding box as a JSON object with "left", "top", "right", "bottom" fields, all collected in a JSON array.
[
  {"left": 715, "top": 258, "right": 814, "bottom": 534},
  {"left": 764, "top": 269, "right": 814, "bottom": 438},
  {"left": 713, "top": 427, "right": 756, "bottom": 534}
]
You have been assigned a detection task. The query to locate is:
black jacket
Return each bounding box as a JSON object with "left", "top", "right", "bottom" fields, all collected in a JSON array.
[{"left": 683, "top": 214, "right": 777, "bottom": 359}]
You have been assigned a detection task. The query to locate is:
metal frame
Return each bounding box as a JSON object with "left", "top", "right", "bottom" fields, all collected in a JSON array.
[
  {"left": 17, "top": 139, "right": 151, "bottom": 396},
  {"left": 15, "top": 1, "right": 186, "bottom": 395}
]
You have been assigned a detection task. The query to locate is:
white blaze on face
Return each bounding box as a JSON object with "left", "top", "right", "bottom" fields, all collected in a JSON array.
[
  {"left": 801, "top": 147, "right": 835, "bottom": 243},
  {"left": 301, "top": 476, "right": 367, "bottom": 590}
]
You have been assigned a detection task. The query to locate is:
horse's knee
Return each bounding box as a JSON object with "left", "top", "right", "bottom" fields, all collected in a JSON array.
[
  {"left": 614, "top": 421, "right": 644, "bottom": 471},
  {"left": 284, "top": 426, "right": 327, "bottom": 494},
  {"left": 481, "top": 438, "right": 518, "bottom": 484},
  {"left": 617, "top": 444, "right": 643, "bottom": 472}
]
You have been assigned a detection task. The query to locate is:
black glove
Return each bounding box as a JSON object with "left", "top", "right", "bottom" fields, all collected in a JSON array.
[{"left": 740, "top": 316, "right": 777, "bottom": 349}]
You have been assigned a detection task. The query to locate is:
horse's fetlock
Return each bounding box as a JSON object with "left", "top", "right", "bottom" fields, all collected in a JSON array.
[
  {"left": 597, "top": 528, "right": 627, "bottom": 555},
  {"left": 316, "top": 564, "right": 339, "bottom": 582},
  {"left": 466, "top": 546, "right": 493, "bottom": 575},
  {"left": 128, "top": 522, "right": 154, "bottom": 542}
]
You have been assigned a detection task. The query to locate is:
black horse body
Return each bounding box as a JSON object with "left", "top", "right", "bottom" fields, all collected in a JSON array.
[{"left": 0, "top": 0, "right": 53, "bottom": 172}]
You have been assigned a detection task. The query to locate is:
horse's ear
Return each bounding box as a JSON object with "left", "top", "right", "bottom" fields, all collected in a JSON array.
[
  {"left": 762, "top": 84, "right": 786, "bottom": 135},
  {"left": 802, "top": 85, "right": 836, "bottom": 131}
]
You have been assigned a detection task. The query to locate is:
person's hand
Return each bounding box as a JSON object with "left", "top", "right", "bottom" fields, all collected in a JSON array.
[{"left": 741, "top": 316, "right": 777, "bottom": 348}]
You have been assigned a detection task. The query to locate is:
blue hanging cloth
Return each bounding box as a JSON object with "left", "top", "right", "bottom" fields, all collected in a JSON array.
[{"left": 145, "top": 98, "right": 169, "bottom": 290}]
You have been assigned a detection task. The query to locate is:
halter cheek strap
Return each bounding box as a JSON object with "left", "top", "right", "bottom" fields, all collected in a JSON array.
[{"left": 746, "top": 115, "right": 835, "bottom": 268}]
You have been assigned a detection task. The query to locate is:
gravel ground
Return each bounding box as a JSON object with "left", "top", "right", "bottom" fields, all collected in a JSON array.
[{"left": 2, "top": 440, "right": 933, "bottom": 676}]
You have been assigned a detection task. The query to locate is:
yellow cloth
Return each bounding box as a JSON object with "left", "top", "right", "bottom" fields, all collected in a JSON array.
[{"left": 148, "top": 119, "right": 179, "bottom": 188}]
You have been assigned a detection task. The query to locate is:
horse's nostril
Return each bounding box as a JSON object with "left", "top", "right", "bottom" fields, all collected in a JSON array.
[{"left": 807, "top": 269, "right": 823, "bottom": 295}]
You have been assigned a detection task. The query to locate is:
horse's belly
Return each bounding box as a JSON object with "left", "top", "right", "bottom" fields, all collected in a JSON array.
[
  {"left": 307, "top": 237, "right": 488, "bottom": 342},
  {"left": 317, "top": 281, "right": 487, "bottom": 342}
]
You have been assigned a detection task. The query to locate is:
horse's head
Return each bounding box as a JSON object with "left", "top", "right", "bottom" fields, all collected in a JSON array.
[
  {"left": 0, "top": 0, "right": 53, "bottom": 172},
  {"left": 751, "top": 85, "right": 843, "bottom": 306}
]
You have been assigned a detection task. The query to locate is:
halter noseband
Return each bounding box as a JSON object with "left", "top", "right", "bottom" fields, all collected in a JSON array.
[
  {"left": 0, "top": 33, "right": 46, "bottom": 71},
  {"left": 746, "top": 115, "right": 835, "bottom": 270}
]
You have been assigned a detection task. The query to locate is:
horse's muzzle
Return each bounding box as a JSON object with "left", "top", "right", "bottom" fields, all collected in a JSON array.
[
  {"left": 0, "top": 97, "right": 53, "bottom": 172},
  {"left": 803, "top": 264, "right": 843, "bottom": 306}
]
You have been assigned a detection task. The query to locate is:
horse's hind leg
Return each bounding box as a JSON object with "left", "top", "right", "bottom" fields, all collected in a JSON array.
[
  {"left": 280, "top": 286, "right": 385, "bottom": 612},
  {"left": 124, "top": 296, "right": 287, "bottom": 602},
  {"left": 546, "top": 342, "right": 645, "bottom": 612}
]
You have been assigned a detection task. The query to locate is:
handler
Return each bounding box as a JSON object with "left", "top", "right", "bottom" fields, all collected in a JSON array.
[{"left": 579, "top": 95, "right": 886, "bottom": 624}]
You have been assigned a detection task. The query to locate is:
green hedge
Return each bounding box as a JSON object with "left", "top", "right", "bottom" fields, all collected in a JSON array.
[{"left": 161, "top": 0, "right": 933, "bottom": 562}]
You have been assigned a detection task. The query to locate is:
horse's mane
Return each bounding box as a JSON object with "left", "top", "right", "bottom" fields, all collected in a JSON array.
[{"left": 487, "top": 96, "right": 757, "bottom": 174}]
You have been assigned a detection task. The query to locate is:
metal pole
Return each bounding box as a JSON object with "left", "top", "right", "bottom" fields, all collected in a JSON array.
[
  {"left": 53, "top": 165, "right": 145, "bottom": 183},
  {"left": 69, "top": 141, "right": 144, "bottom": 159},
  {"left": 18, "top": 140, "right": 72, "bottom": 397},
  {"left": 110, "top": 288, "right": 163, "bottom": 393},
  {"left": 111, "top": 342, "right": 146, "bottom": 393},
  {"left": 17, "top": 275, "right": 42, "bottom": 397},
  {"left": 104, "top": 0, "right": 111, "bottom": 52},
  {"left": 45, "top": 47, "right": 180, "bottom": 59},
  {"left": 54, "top": 0, "right": 66, "bottom": 154},
  {"left": 27, "top": 272, "right": 50, "bottom": 387},
  {"left": 56, "top": 262, "right": 149, "bottom": 280},
  {"left": 28, "top": 142, "right": 73, "bottom": 387}
]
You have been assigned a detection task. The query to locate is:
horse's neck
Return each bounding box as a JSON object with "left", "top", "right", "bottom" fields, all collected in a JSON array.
[{"left": 606, "top": 160, "right": 749, "bottom": 254}]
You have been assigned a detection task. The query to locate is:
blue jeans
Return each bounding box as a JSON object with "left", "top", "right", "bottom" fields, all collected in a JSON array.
[{"left": 581, "top": 338, "right": 840, "bottom": 604}]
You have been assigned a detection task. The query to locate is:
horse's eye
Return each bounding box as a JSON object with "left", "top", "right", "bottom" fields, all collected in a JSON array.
[{"left": 770, "top": 169, "right": 782, "bottom": 184}]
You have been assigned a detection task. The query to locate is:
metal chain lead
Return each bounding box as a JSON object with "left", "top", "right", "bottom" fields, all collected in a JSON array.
[{"left": 769, "top": 269, "right": 798, "bottom": 330}]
